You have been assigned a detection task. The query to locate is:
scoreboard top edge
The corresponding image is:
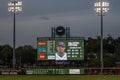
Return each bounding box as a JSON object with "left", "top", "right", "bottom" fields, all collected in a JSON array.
[{"left": 37, "top": 37, "right": 84, "bottom": 40}]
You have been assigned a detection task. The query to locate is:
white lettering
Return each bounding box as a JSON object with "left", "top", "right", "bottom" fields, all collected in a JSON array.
[{"left": 68, "top": 42, "right": 79, "bottom": 47}]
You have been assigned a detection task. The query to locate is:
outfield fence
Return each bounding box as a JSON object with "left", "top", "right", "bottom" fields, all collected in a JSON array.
[{"left": 0, "top": 68, "right": 120, "bottom": 75}]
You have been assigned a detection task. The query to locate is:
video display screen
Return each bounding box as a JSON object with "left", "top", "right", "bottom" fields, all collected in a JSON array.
[{"left": 37, "top": 37, "right": 84, "bottom": 61}]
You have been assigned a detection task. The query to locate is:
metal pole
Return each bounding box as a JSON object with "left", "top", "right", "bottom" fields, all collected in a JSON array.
[
  {"left": 8, "top": 1, "right": 22, "bottom": 69},
  {"left": 100, "top": 0, "right": 104, "bottom": 73},
  {"left": 13, "top": 12, "right": 16, "bottom": 69}
]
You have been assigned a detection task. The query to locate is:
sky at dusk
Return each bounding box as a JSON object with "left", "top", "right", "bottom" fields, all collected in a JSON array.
[{"left": 0, "top": 0, "right": 120, "bottom": 48}]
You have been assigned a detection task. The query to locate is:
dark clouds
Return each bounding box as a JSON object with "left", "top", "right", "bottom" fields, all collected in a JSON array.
[
  {"left": 39, "top": 16, "right": 50, "bottom": 20},
  {"left": 21, "top": 0, "right": 93, "bottom": 16},
  {"left": 0, "top": 0, "right": 120, "bottom": 47}
]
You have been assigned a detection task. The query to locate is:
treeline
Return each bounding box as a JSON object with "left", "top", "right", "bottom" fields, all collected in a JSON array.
[
  {"left": 85, "top": 35, "right": 120, "bottom": 67},
  {"left": 0, "top": 35, "right": 120, "bottom": 68},
  {"left": 0, "top": 45, "right": 36, "bottom": 68}
]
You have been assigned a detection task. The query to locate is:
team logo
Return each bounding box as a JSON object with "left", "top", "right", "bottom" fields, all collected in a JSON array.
[{"left": 40, "top": 54, "right": 45, "bottom": 60}]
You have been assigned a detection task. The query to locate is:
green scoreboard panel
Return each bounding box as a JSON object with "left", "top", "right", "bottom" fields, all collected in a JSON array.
[{"left": 37, "top": 37, "right": 84, "bottom": 61}]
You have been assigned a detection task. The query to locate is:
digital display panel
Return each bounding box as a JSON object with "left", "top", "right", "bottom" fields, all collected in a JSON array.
[{"left": 37, "top": 37, "right": 84, "bottom": 61}]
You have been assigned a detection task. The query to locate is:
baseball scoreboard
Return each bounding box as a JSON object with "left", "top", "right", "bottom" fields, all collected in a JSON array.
[{"left": 37, "top": 37, "right": 84, "bottom": 61}]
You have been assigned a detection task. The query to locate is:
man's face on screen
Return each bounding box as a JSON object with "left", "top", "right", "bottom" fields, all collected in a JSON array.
[{"left": 57, "top": 46, "right": 65, "bottom": 54}]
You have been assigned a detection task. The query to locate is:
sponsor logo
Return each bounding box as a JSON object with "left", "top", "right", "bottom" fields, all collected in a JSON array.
[
  {"left": 40, "top": 54, "right": 45, "bottom": 60},
  {"left": 69, "top": 69, "right": 80, "bottom": 74},
  {"left": 38, "top": 48, "right": 46, "bottom": 53},
  {"left": 48, "top": 55, "right": 55, "bottom": 59},
  {"left": 38, "top": 42, "right": 47, "bottom": 46}
]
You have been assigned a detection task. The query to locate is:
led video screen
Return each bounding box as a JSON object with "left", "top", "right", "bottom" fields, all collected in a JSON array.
[{"left": 37, "top": 37, "right": 84, "bottom": 61}]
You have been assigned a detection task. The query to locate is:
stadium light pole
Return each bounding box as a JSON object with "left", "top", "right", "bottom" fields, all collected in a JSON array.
[
  {"left": 94, "top": 0, "right": 109, "bottom": 73},
  {"left": 8, "top": 1, "right": 22, "bottom": 69}
]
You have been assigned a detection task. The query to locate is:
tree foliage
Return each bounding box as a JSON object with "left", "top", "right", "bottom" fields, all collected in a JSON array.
[
  {"left": 0, "top": 45, "right": 12, "bottom": 66},
  {"left": 16, "top": 45, "right": 36, "bottom": 66}
]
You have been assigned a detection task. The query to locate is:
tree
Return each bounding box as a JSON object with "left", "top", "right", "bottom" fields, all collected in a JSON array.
[
  {"left": 16, "top": 45, "right": 36, "bottom": 67},
  {"left": 86, "top": 53, "right": 100, "bottom": 67},
  {"left": 114, "top": 37, "right": 120, "bottom": 61},
  {"left": 104, "top": 35, "right": 115, "bottom": 53},
  {"left": 85, "top": 37, "right": 100, "bottom": 53},
  {"left": 104, "top": 54, "right": 116, "bottom": 67},
  {"left": 0, "top": 45, "right": 13, "bottom": 67}
]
